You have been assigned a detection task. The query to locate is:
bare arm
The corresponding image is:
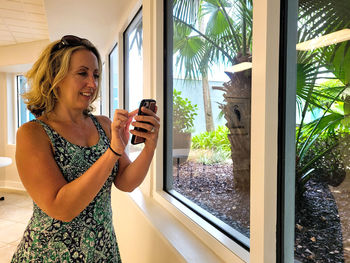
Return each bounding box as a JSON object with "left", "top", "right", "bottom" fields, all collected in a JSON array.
[
  {"left": 16, "top": 111, "right": 130, "bottom": 222},
  {"left": 114, "top": 107, "right": 160, "bottom": 192},
  {"left": 16, "top": 121, "right": 120, "bottom": 222}
]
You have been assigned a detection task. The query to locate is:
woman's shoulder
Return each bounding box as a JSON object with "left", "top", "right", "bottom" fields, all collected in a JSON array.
[
  {"left": 17, "top": 119, "right": 51, "bottom": 148},
  {"left": 17, "top": 120, "right": 43, "bottom": 136}
]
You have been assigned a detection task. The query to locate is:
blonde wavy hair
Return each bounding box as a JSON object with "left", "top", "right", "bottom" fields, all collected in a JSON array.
[{"left": 23, "top": 38, "right": 102, "bottom": 117}]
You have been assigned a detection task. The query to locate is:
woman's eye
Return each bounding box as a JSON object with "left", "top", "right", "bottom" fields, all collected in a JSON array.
[
  {"left": 78, "top": 72, "right": 87, "bottom": 76},
  {"left": 94, "top": 74, "right": 100, "bottom": 79}
]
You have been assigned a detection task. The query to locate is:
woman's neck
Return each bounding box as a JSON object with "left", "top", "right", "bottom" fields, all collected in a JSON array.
[{"left": 46, "top": 105, "right": 88, "bottom": 125}]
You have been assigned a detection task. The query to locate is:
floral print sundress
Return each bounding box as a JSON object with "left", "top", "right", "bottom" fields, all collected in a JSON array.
[{"left": 11, "top": 114, "right": 122, "bottom": 263}]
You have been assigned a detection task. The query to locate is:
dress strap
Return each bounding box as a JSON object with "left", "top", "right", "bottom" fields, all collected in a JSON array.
[
  {"left": 89, "top": 114, "right": 110, "bottom": 144},
  {"left": 32, "top": 119, "right": 57, "bottom": 144}
]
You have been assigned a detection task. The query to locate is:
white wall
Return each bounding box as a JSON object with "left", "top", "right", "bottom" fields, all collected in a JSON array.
[
  {"left": 0, "top": 72, "right": 19, "bottom": 189},
  {"left": 0, "top": 40, "right": 49, "bottom": 68},
  {"left": 0, "top": 39, "right": 50, "bottom": 190}
]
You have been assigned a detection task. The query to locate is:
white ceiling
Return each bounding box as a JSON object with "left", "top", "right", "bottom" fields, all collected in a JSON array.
[
  {"left": 0, "top": 0, "right": 48, "bottom": 46},
  {"left": 0, "top": 0, "right": 136, "bottom": 54}
]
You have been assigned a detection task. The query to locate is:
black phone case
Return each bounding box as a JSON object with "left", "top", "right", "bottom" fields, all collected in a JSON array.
[{"left": 131, "top": 99, "right": 156, "bottom": 145}]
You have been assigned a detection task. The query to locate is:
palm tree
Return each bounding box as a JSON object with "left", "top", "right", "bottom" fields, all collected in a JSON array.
[
  {"left": 173, "top": 0, "right": 253, "bottom": 189},
  {"left": 173, "top": 0, "right": 350, "bottom": 192},
  {"left": 173, "top": 0, "right": 214, "bottom": 132}
]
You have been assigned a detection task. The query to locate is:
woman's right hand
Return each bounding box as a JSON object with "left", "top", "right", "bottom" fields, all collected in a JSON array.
[{"left": 110, "top": 109, "right": 137, "bottom": 155}]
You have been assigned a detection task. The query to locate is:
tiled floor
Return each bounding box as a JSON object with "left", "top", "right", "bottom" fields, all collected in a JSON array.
[{"left": 0, "top": 189, "right": 33, "bottom": 263}]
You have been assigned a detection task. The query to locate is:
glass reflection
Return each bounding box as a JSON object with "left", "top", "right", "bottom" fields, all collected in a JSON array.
[{"left": 295, "top": 1, "right": 350, "bottom": 261}]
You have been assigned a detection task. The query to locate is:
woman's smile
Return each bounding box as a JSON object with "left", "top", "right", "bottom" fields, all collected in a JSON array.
[{"left": 80, "top": 90, "right": 94, "bottom": 100}]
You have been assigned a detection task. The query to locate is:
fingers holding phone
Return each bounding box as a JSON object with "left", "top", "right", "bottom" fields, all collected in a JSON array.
[
  {"left": 130, "top": 99, "right": 160, "bottom": 148},
  {"left": 133, "top": 107, "right": 160, "bottom": 132}
]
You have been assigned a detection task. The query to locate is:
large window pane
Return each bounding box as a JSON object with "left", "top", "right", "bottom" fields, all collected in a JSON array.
[
  {"left": 17, "top": 75, "right": 34, "bottom": 127},
  {"left": 294, "top": 1, "right": 350, "bottom": 262},
  {"left": 124, "top": 8, "right": 143, "bottom": 159},
  {"left": 165, "top": 0, "right": 252, "bottom": 248}
]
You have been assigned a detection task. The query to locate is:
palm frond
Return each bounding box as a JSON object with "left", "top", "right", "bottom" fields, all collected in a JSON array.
[{"left": 173, "top": 0, "right": 201, "bottom": 25}]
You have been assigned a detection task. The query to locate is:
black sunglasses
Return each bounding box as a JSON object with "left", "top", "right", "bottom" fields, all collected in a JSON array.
[{"left": 52, "top": 35, "right": 94, "bottom": 53}]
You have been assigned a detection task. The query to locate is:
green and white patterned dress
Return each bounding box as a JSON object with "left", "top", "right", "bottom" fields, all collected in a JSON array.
[{"left": 11, "top": 115, "right": 122, "bottom": 263}]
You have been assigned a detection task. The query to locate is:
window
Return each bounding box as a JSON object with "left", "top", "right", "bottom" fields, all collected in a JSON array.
[
  {"left": 279, "top": 0, "right": 350, "bottom": 262},
  {"left": 109, "top": 44, "right": 119, "bottom": 116},
  {"left": 294, "top": 1, "right": 350, "bottom": 261},
  {"left": 164, "top": 0, "right": 252, "bottom": 249},
  {"left": 16, "top": 75, "right": 34, "bottom": 127},
  {"left": 124, "top": 7, "right": 143, "bottom": 159}
]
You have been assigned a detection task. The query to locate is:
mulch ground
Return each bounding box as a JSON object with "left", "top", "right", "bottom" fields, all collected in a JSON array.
[
  {"left": 295, "top": 180, "right": 344, "bottom": 262},
  {"left": 173, "top": 161, "right": 349, "bottom": 263},
  {"left": 173, "top": 161, "right": 250, "bottom": 237}
]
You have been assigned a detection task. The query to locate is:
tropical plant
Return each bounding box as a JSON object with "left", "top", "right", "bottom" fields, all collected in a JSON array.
[
  {"left": 173, "top": 0, "right": 252, "bottom": 133},
  {"left": 174, "top": 0, "right": 350, "bottom": 192},
  {"left": 173, "top": 0, "right": 252, "bottom": 187},
  {"left": 295, "top": 84, "right": 346, "bottom": 197},
  {"left": 196, "top": 148, "right": 231, "bottom": 164},
  {"left": 191, "top": 125, "right": 231, "bottom": 164},
  {"left": 173, "top": 89, "right": 198, "bottom": 133},
  {"left": 295, "top": 0, "right": 350, "bottom": 200},
  {"left": 192, "top": 125, "right": 231, "bottom": 152}
]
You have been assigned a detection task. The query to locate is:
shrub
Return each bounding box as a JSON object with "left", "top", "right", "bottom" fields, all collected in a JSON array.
[
  {"left": 173, "top": 89, "right": 198, "bottom": 133},
  {"left": 297, "top": 133, "right": 346, "bottom": 199},
  {"left": 197, "top": 149, "right": 231, "bottom": 165},
  {"left": 192, "top": 125, "right": 231, "bottom": 153}
]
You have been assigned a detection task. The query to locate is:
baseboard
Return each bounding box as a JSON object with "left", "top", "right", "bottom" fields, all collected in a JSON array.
[{"left": 0, "top": 180, "right": 25, "bottom": 191}]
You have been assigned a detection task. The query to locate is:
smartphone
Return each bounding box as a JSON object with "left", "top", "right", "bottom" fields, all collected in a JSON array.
[{"left": 131, "top": 99, "right": 156, "bottom": 145}]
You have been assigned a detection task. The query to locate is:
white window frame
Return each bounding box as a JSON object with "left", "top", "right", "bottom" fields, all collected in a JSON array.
[
  {"left": 108, "top": 43, "right": 119, "bottom": 118},
  {"left": 6, "top": 73, "right": 17, "bottom": 145}
]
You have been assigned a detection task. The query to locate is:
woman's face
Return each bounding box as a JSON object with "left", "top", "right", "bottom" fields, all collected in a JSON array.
[{"left": 56, "top": 49, "right": 99, "bottom": 112}]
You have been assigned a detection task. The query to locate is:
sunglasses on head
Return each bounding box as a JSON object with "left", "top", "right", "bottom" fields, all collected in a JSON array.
[{"left": 52, "top": 35, "right": 94, "bottom": 53}]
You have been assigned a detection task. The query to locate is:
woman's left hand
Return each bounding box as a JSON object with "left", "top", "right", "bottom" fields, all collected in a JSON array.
[{"left": 130, "top": 106, "right": 160, "bottom": 151}]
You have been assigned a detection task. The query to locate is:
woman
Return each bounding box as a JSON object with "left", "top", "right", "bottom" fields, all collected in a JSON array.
[{"left": 11, "top": 35, "right": 160, "bottom": 262}]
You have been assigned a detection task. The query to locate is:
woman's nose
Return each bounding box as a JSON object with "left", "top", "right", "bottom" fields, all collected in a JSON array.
[{"left": 87, "top": 73, "right": 98, "bottom": 89}]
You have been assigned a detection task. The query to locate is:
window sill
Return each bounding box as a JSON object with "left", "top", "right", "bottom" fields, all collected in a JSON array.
[{"left": 129, "top": 188, "right": 249, "bottom": 263}]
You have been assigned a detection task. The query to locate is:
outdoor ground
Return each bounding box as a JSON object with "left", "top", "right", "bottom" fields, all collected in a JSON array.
[
  {"left": 330, "top": 176, "right": 350, "bottom": 261},
  {"left": 173, "top": 161, "right": 250, "bottom": 238},
  {"left": 173, "top": 161, "right": 350, "bottom": 263}
]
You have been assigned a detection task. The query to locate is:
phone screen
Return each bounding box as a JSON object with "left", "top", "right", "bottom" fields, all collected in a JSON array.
[{"left": 131, "top": 99, "right": 156, "bottom": 145}]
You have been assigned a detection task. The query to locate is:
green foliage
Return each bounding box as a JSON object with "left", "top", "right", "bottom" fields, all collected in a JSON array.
[
  {"left": 191, "top": 125, "right": 231, "bottom": 164},
  {"left": 295, "top": 132, "right": 348, "bottom": 208},
  {"left": 173, "top": 0, "right": 253, "bottom": 79},
  {"left": 295, "top": 0, "right": 350, "bottom": 200},
  {"left": 173, "top": 0, "right": 350, "bottom": 195},
  {"left": 295, "top": 78, "right": 348, "bottom": 199},
  {"left": 197, "top": 149, "right": 231, "bottom": 165},
  {"left": 173, "top": 89, "right": 198, "bottom": 132},
  {"left": 192, "top": 125, "right": 231, "bottom": 152}
]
